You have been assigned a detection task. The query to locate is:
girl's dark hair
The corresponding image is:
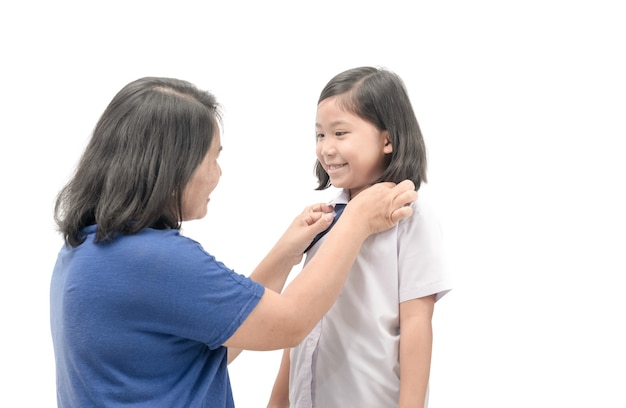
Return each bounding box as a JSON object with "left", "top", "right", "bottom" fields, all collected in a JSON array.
[
  {"left": 54, "top": 77, "right": 222, "bottom": 247},
  {"left": 314, "top": 66, "right": 427, "bottom": 191}
]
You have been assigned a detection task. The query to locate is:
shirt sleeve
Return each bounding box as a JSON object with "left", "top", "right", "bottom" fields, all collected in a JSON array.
[
  {"left": 397, "top": 200, "right": 453, "bottom": 303},
  {"left": 133, "top": 232, "right": 265, "bottom": 350}
]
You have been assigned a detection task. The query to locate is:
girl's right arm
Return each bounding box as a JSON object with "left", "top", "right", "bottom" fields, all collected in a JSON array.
[
  {"left": 223, "top": 180, "right": 416, "bottom": 351},
  {"left": 267, "top": 348, "right": 291, "bottom": 407}
]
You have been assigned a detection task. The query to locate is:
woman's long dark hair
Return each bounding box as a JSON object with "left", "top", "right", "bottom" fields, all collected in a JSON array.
[{"left": 54, "top": 77, "right": 222, "bottom": 247}]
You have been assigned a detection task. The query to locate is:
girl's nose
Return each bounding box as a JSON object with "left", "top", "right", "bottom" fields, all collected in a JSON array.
[{"left": 318, "top": 138, "right": 336, "bottom": 157}]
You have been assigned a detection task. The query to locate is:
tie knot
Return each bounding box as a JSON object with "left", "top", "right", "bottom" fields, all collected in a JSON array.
[
  {"left": 333, "top": 203, "right": 346, "bottom": 217},
  {"left": 304, "top": 203, "right": 347, "bottom": 253}
]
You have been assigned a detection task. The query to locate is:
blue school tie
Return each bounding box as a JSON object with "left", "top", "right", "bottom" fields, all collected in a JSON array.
[{"left": 304, "top": 204, "right": 347, "bottom": 253}]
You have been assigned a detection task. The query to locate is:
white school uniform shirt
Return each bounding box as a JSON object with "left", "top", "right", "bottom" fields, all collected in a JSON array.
[{"left": 289, "top": 190, "right": 452, "bottom": 407}]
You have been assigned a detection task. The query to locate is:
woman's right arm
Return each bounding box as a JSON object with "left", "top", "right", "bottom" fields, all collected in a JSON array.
[{"left": 223, "top": 180, "right": 416, "bottom": 351}]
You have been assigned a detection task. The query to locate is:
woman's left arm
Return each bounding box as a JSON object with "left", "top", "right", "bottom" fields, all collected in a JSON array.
[{"left": 398, "top": 294, "right": 436, "bottom": 408}]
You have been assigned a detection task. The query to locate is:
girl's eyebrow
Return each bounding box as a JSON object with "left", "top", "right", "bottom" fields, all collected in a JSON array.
[{"left": 316, "top": 119, "right": 350, "bottom": 129}]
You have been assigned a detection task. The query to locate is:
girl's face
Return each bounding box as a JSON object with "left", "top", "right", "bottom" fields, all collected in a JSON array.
[
  {"left": 315, "top": 96, "right": 392, "bottom": 198},
  {"left": 181, "top": 130, "right": 222, "bottom": 221}
]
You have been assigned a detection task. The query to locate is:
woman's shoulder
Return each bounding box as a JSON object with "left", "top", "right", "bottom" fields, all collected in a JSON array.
[{"left": 118, "top": 228, "right": 213, "bottom": 259}]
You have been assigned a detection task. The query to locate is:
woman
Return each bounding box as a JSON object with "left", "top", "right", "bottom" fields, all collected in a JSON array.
[{"left": 50, "top": 76, "right": 416, "bottom": 407}]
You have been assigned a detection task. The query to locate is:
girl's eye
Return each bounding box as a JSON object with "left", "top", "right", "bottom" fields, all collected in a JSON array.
[
  {"left": 335, "top": 131, "right": 346, "bottom": 136},
  {"left": 316, "top": 133, "right": 325, "bottom": 139}
]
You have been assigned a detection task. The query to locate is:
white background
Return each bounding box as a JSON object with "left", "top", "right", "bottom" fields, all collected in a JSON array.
[{"left": 2, "top": 1, "right": 625, "bottom": 406}]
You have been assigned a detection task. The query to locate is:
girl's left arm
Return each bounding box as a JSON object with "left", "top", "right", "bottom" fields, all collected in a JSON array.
[{"left": 398, "top": 294, "right": 436, "bottom": 408}]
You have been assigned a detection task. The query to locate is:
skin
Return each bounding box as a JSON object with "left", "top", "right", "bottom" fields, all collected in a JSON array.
[
  {"left": 398, "top": 295, "right": 435, "bottom": 408},
  {"left": 315, "top": 97, "right": 392, "bottom": 198},
  {"left": 178, "top": 127, "right": 418, "bottom": 356},
  {"left": 181, "top": 131, "right": 223, "bottom": 221},
  {"left": 268, "top": 96, "right": 433, "bottom": 408}
]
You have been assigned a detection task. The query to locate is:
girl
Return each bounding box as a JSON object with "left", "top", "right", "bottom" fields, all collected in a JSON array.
[{"left": 268, "top": 67, "right": 452, "bottom": 408}]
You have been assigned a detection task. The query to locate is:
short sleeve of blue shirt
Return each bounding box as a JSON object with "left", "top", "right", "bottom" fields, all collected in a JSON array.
[{"left": 135, "top": 229, "right": 266, "bottom": 349}]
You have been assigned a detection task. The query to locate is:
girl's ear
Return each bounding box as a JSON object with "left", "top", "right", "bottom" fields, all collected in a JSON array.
[{"left": 383, "top": 130, "right": 393, "bottom": 154}]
